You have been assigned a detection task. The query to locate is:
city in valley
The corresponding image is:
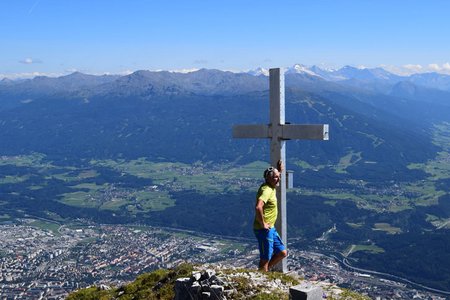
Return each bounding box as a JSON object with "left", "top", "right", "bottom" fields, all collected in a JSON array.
[{"left": 0, "top": 220, "right": 446, "bottom": 300}]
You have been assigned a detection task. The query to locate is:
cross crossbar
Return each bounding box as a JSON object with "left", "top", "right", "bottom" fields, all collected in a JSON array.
[
  {"left": 232, "top": 125, "right": 269, "bottom": 138},
  {"left": 282, "top": 124, "right": 329, "bottom": 140},
  {"left": 233, "top": 124, "right": 329, "bottom": 140}
]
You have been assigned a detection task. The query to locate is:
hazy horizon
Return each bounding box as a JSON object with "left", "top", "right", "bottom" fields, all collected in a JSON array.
[
  {"left": 3, "top": 63, "right": 450, "bottom": 81},
  {"left": 1, "top": 1, "right": 450, "bottom": 79}
]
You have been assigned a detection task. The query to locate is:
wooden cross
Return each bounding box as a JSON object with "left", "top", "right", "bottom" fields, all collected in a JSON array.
[{"left": 232, "top": 68, "right": 329, "bottom": 272}]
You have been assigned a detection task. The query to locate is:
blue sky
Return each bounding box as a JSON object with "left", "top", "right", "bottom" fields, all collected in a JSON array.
[{"left": 1, "top": 0, "right": 450, "bottom": 78}]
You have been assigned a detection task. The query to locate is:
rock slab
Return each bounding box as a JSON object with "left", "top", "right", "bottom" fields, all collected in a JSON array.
[
  {"left": 289, "top": 283, "right": 323, "bottom": 300},
  {"left": 174, "top": 269, "right": 227, "bottom": 300}
]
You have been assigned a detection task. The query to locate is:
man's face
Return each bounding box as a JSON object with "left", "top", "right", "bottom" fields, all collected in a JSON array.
[{"left": 267, "top": 169, "right": 280, "bottom": 188}]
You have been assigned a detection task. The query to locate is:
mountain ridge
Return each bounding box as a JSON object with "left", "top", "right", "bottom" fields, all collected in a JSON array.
[
  {"left": 4, "top": 64, "right": 450, "bottom": 93},
  {"left": 0, "top": 68, "right": 443, "bottom": 173}
]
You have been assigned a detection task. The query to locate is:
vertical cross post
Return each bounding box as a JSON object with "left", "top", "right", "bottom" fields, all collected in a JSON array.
[
  {"left": 269, "top": 68, "right": 287, "bottom": 272},
  {"left": 233, "top": 68, "right": 329, "bottom": 273}
]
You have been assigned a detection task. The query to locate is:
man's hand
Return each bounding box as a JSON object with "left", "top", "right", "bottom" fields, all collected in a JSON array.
[
  {"left": 277, "top": 160, "right": 284, "bottom": 173},
  {"left": 256, "top": 200, "right": 271, "bottom": 230}
]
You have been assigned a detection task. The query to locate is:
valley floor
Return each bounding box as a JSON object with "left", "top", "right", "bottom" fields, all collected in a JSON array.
[{"left": 0, "top": 220, "right": 446, "bottom": 300}]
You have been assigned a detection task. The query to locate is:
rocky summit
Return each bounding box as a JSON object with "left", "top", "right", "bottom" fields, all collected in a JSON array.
[{"left": 67, "top": 263, "right": 368, "bottom": 300}]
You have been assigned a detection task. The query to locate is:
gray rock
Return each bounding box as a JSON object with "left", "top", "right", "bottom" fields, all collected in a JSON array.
[
  {"left": 191, "top": 281, "right": 202, "bottom": 295},
  {"left": 192, "top": 272, "right": 202, "bottom": 281},
  {"left": 210, "top": 285, "right": 224, "bottom": 300},
  {"left": 175, "top": 278, "right": 192, "bottom": 300},
  {"left": 201, "top": 269, "right": 215, "bottom": 280},
  {"left": 223, "top": 288, "right": 236, "bottom": 295},
  {"left": 200, "top": 279, "right": 210, "bottom": 288},
  {"left": 175, "top": 269, "right": 227, "bottom": 300},
  {"left": 289, "top": 283, "right": 323, "bottom": 300},
  {"left": 176, "top": 277, "right": 191, "bottom": 286},
  {"left": 201, "top": 284, "right": 211, "bottom": 293},
  {"left": 211, "top": 284, "right": 224, "bottom": 291},
  {"left": 210, "top": 275, "right": 225, "bottom": 286}
]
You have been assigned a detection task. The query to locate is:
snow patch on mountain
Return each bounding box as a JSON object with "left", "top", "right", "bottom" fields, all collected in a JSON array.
[
  {"left": 247, "top": 67, "right": 269, "bottom": 76},
  {"left": 286, "top": 64, "right": 321, "bottom": 77}
]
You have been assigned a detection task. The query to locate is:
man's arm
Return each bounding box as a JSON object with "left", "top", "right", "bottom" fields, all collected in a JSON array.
[
  {"left": 255, "top": 199, "right": 270, "bottom": 230},
  {"left": 277, "top": 160, "right": 284, "bottom": 173}
]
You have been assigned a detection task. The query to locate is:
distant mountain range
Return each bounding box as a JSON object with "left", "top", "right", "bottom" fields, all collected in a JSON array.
[
  {"left": 3, "top": 64, "right": 450, "bottom": 92},
  {"left": 1, "top": 67, "right": 448, "bottom": 182},
  {"left": 249, "top": 64, "right": 450, "bottom": 92}
]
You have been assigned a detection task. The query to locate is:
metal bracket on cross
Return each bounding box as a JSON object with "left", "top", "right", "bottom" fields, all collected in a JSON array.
[{"left": 232, "top": 68, "right": 329, "bottom": 272}]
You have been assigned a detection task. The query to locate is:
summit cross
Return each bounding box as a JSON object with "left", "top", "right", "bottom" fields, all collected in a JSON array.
[{"left": 232, "top": 68, "right": 329, "bottom": 272}]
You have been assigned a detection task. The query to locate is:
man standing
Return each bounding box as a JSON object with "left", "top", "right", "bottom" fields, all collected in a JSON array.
[{"left": 253, "top": 160, "right": 288, "bottom": 272}]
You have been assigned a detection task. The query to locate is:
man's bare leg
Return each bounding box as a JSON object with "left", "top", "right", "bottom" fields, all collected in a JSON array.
[
  {"left": 259, "top": 259, "right": 269, "bottom": 272},
  {"left": 268, "top": 250, "right": 288, "bottom": 271}
]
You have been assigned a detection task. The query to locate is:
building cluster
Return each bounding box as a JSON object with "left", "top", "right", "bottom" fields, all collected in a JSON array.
[
  {"left": 0, "top": 223, "right": 85, "bottom": 299},
  {"left": 0, "top": 222, "right": 446, "bottom": 300},
  {"left": 0, "top": 222, "right": 245, "bottom": 299},
  {"left": 287, "top": 249, "right": 445, "bottom": 300}
]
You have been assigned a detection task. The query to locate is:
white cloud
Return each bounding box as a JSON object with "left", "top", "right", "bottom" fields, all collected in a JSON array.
[
  {"left": 403, "top": 64, "right": 423, "bottom": 71},
  {"left": 63, "top": 69, "right": 133, "bottom": 76},
  {"left": 378, "top": 63, "right": 449, "bottom": 75},
  {"left": 378, "top": 65, "right": 411, "bottom": 75},
  {"left": 115, "top": 70, "right": 134, "bottom": 76},
  {"left": 168, "top": 68, "right": 200, "bottom": 74},
  {"left": 19, "top": 58, "right": 42, "bottom": 64},
  {"left": 385, "top": 63, "right": 450, "bottom": 75},
  {"left": 428, "top": 63, "right": 441, "bottom": 71},
  {"left": 316, "top": 62, "right": 339, "bottom": 71},
  {"left": 422, "top": 63, "right": 450, "bottom": 74},
  {"left": 0, "top": 71, "right": 62, "bottom": 80}
]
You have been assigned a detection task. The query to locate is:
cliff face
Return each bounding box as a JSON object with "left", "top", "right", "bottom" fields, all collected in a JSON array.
[{"left": 67, "top": 263, "right": 369, "bottom": 300}]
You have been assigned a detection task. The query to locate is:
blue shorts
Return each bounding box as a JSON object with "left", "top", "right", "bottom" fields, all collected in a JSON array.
[{"left": 254, "top": 227, "right": 285, "bottom": 260}]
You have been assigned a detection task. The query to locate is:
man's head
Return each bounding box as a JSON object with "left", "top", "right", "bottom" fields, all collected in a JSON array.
[{"left": 264, "top": 166, "right": 280, "bottom": 188}]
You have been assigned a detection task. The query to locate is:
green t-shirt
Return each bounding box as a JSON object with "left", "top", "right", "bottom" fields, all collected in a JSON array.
[{"left": 253, "top": 183, "right": 278, "bottom": 230}]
